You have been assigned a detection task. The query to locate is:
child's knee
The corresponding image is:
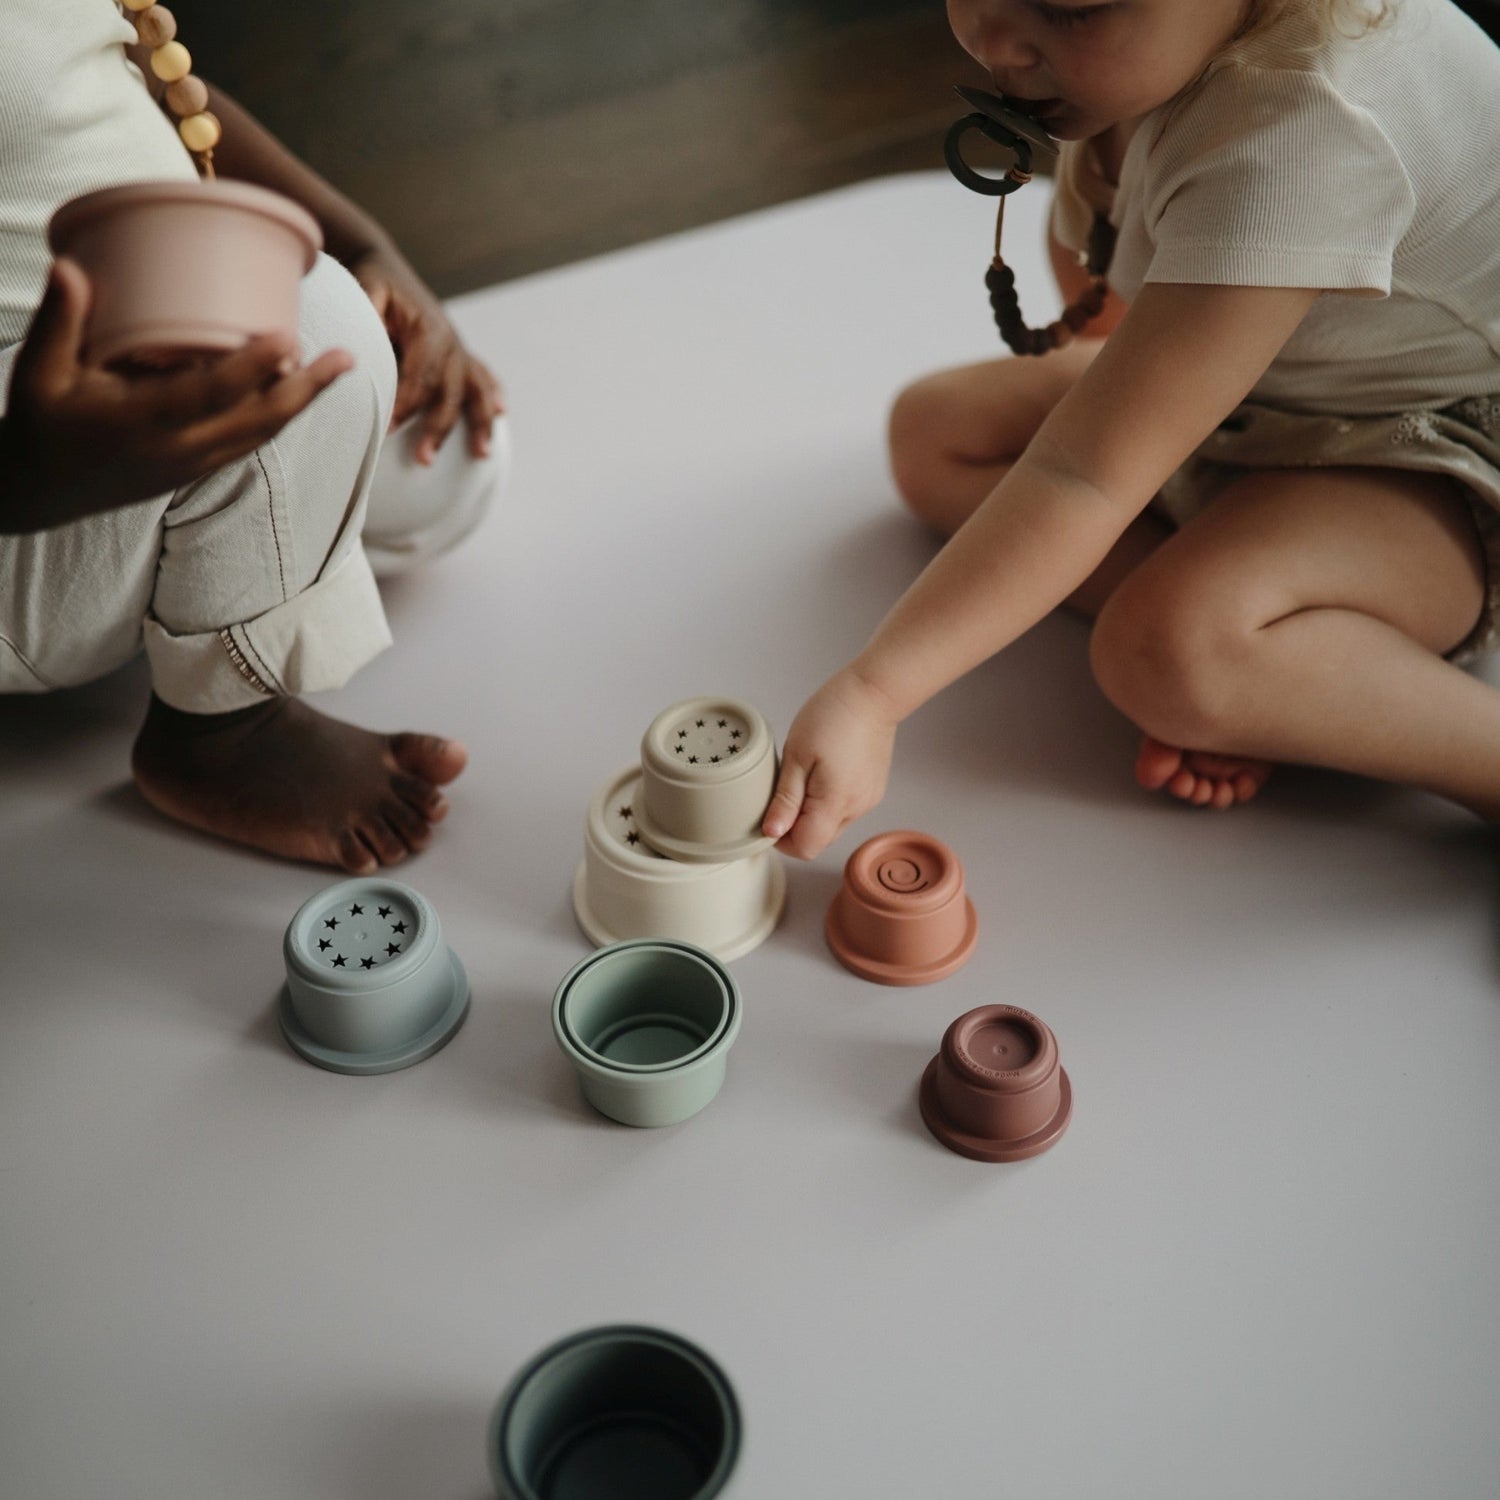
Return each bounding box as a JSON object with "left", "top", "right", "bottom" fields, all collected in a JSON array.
[
  {"left": 888, "top": 373, "right": 963, "bottom": 520},
  {"left": 1089, "top": 569, "right": 1257, "bottom": 747},
  {"left": 361, "top": 416, "right": 508, "bottom": 575}
]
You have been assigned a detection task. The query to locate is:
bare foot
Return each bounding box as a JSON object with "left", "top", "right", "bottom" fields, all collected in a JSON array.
[
  {"left": 1134, "top": 735, "right": 1273, "bottom": 810},
  {"left": 131, "top": 694, "right": 467, "bottom": 872}
]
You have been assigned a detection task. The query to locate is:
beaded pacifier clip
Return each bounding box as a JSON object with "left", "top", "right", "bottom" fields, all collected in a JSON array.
[
  {"left": 120, "top": 0, "right": 222, "bottom": 175},
  {"left": 944, "top": 85, "right": 1116, "bottom": 357}
]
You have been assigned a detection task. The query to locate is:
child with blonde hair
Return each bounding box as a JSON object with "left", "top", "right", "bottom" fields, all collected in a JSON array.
[{"left": 764, "top": 0, "right": 1500, "bottom": 856}]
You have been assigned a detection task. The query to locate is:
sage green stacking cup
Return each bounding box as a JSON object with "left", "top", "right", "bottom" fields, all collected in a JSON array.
[
  {"left": 489, "top": 1326, "right": 741, "bottom": 1500},
  {"left": 279, "top": 876, "right": 469, "bottom": 1075},
  {"left": 552, "top": 940, "right": 742, "bottom": 1127}
]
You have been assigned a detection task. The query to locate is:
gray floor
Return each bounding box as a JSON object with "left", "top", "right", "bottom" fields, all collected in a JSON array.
[{"left": 3, "top": 175, "right": 1500, "bottom": 1498}]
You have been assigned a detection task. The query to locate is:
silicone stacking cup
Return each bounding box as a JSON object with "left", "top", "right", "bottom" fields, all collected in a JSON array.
[
  {"left": 825, "top": 830, "right": 978, "bottom": 985},
  {"left": 553, "top": 941, "right": 742, "bottom": 1127},
  {"left": 489, "top": 1326, "right": 741, "bottom": 1500},
  {"left": 573, "top": 766, "right": 786, "bottom": 961},
  {"left": 633, "top": 698, "right": 778, "bottom": 864},
  {"left": 48, "top": 179, "right": 322, "bottom": 368},
  {"left": 919, "top": 1004, "right": 1072, "bottom": 1162},
  {"left": 279, "top": 877, "right": 469, "bottom": 1075}
]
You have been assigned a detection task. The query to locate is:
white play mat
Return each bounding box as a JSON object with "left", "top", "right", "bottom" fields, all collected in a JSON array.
[{"left": 3, "top": 171, "right": 1498, "bottom": 1498}]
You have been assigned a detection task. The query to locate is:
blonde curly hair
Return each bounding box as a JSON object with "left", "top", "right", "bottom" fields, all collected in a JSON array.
[{"left": 1234, "top": 0, "right": 1395, "bottom": 47}]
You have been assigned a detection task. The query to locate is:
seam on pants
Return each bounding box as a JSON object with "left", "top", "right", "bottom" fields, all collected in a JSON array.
[
  {"left": 216, "top": 627, "right": 275, "bottom": 695},
  {"left": 256, "top": 446, "right": 289, "bottom": 602},
  {"left": 0, "top": 630, "right": 53, "bottom": 688},
  {"left": 233, "top": 622, "right": 285, "bottom": 694}
]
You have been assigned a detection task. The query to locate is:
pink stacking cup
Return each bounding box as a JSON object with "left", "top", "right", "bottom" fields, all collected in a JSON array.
[{"left": 48, "top": 179, "right": 322, "bottom": 368}]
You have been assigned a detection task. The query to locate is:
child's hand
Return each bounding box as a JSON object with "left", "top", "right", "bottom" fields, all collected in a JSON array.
[
  {"left": 349, "top": 246, "right": 504, "bottom": 465},
  {"left": 762, "top": 668, "right": 899, "bottom": 860},
  {"left": 1, "top": 259, "right": 352, "bottom": 533}
]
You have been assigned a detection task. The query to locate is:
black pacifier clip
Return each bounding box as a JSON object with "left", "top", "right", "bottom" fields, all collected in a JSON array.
[{"left": 943, "top": 85, "right": 1115, "bottom": 356}]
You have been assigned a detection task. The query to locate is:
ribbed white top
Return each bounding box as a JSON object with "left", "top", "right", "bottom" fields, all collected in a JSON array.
[
  {"left": 0, "top": 0, "right": 197, "bottom": 348},
  {"left": 1052, "top": 0, "right": 1500, "bottom": 414}
]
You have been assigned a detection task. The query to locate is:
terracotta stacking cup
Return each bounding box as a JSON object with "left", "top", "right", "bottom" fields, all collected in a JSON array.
[
  {"left": 919, "top": 1004, "right": 1072, "bottom": 1162},
  {"left": 553, "top": 940, "right": 743, "bottom": 1128},
  {"left": 279, "top": 877, "right": 469, "bottom": 1075},
  {"left": 489, "top": 1325, "right": 741, "bottom": 1500},
  {"left": 632, "top": 697, "right": 778, "bottom": 864},
  {"left": 48, "top": 179, "right": 322, "bottom": 368},
  {"left": 825, "top": 830, "right": 978, "bottom": 985},
  {"left": 573, "top": 766, "right": 786, "bottom": 962}
]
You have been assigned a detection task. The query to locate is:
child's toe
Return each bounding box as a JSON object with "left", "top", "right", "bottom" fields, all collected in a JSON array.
[
  {"left": 337, "top": 827, "right": 378, "bottom": 875},
  {"left": 1135, "top": 736, "right": 1185, "bottom": 790},
  {"left": 390, "top": 732, "right": 468, "bottom": 785}
]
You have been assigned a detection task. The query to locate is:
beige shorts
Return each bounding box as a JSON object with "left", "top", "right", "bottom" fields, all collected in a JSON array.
[{"left": 1156, "top": 394, "right": 1500, "bottom": 663}]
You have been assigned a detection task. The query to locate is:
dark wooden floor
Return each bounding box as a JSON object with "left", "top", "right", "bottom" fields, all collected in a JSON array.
[{"left": 179, "top": 0, "right": 988, "bottom": 298}]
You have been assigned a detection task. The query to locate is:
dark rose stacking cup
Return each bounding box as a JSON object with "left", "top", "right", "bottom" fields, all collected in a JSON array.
[{"left": 919, "top": 1004, "right": 1072, "bottom": 1162}]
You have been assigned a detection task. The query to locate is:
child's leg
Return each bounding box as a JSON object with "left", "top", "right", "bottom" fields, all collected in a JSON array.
[
  {"left": 1088, "top": 464, "right": 1500, "bottom": 817},
  {"left": 889, "top": 343, "right": 1171, "bottom": 615},
  {"left": 128, "top": 255, "right": 470, "bottom": 872},
  {"left": 0, "top": 256, "right": 465, "bottom": 871}
]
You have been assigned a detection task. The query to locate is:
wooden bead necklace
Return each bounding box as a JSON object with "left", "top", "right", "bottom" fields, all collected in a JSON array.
[
  {"left": 944, "top": 86, "right": 1116, "bottom": 357},
  {"left": 120, "top": 0, "right": 222, "bottom": 177}
]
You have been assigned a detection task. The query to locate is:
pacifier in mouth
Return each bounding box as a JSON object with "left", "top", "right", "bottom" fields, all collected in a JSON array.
[{"left": 944, "top": 85, "right": 1061, "bottom": 196}]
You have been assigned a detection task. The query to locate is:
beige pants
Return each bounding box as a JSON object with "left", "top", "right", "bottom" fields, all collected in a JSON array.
[
  {"left": 0, "top": 253, "right": 499, "bottom": 712},
  {"left": 1159, "top": 394, "right": 1500, "bottom": 663}
]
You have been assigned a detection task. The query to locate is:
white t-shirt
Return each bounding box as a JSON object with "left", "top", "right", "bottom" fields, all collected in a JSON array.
[
  {"left": 1051, "top": 0, "right": 1500, "bottom": 415},
  {"left": 0, "top": 0, "right": 198, "bottom": 348}
]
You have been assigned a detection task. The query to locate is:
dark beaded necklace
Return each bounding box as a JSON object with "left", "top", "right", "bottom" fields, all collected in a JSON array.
[{"left": 944, "top": 86, "right": 1116, "bottom": 357}]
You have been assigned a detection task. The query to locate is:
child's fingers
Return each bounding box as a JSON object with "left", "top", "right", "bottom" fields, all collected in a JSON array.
[
  {"left": 469, "top": 356, "right": 505, "bottom": 417},
  {"left": 356, "top": 272, "right": 392, "bottom": 324},
  {"left": 389, "top": 323, "right": 438, "bottom": 431},
  {"left": 463, "top": 390, "right": 495, "bottom": 458},
  {"left": 143, "top": 335, "right": 298, "bottom": 425},
  {"left": 415, "top": 353, "right": 466, "bottom": 465},
  {"left": 462, "top": 367, "right": 501, "bottom": 457},
  {"left": 174, "top": 350, "right": 353, "bottom": 463},
  {"left": 14, "top": 259, "right": 91, "bottom": 395},
  {"left": 763, "top": 759, "right": 807, "bottom": 841},
  {"left": 776, "top": 786, "right": 844, "bottom": 861}
]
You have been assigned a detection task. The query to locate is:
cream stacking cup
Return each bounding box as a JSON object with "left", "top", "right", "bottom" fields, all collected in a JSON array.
[
  {"left": 48, "top": 179, "right": 321, "bottom": 368},
  {"left": 632, "top": 698, "right": 779, "bottom": 864},
  {"left": 573, "top": 766, "right": 785, "bottom": 962},
  {"left": 553, "top": 940, "right": 742, "bottom": 1127},
  {"left": 489, "top": 1325, "right": 741, "bottom": 1500},
  {"left": 279, "top": 877, "right": 469, "bottom": 1075}
]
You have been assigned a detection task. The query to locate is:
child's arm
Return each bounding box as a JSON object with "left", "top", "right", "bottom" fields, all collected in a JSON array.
[
  {"left": 763, "top": 279, "right": 1320, "bottom": 858},
  {"left": 128, "top": 45, "right": 503, "bottom": 464}
]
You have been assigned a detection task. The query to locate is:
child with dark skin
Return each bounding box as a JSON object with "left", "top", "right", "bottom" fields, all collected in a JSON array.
[{"left": 1, "top": 41, "right": 503, "bottom": 875}]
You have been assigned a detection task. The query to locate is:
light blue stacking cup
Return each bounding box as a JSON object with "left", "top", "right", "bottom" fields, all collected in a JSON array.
[
  {"left": 552, "top": 940, "right": 742, "bottom": 1127},
  {"left": 279, "top": 877, "right": 469, "bottom": 1075},
  {"left": 489, "top": 1325, "right": 741, "bottom": 1500}
]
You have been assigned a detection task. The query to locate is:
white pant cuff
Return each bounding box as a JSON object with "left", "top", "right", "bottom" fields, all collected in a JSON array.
[{"left": 143, "top": 544, "right": 393, "bottom": 713}]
